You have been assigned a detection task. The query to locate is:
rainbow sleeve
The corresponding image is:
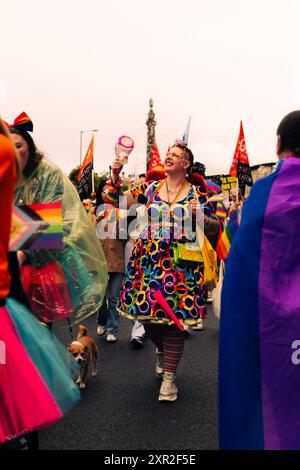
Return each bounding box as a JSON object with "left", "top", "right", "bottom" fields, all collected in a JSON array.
[{"left": 102, "top": 177, "right": 122, "bottom": 206}]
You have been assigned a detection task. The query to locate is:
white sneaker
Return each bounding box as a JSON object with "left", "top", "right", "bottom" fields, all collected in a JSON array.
[
  {"left": 106, "top": 333, "right": 117, "bottom": 343},
  {"left": 158, "top": 372, "right": 178, "bottom": 402},
  {"left": 97, "top": 325, "right": 106, "bottom": 336},
  {"left": 192, "top": 319, "right": 203, "bottom": 331}
]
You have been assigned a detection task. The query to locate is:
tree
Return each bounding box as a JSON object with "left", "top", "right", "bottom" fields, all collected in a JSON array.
[
  {"left": 68, "top": 166, "right": 81, "bottom": 189},
  {"left": 68, "top": 166, "right": 108, "bottom": 199}
]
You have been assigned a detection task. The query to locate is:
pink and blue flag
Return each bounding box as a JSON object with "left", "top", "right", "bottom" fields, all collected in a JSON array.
[
  {"left": 219, "top": 157, "right": 300, "bottom": 450},
  {"left": 205, "top": 179, "right": 222, "bottom": 195}
]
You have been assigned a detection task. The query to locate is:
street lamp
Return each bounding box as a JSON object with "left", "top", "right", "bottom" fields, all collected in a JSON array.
[{"left": 80, "top": 129, "right": 99, "bottom": 165}]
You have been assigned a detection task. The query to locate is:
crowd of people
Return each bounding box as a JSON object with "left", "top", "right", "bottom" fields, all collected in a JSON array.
[{"left": 1, "top": 109, "right": 299, "bottom": 450}]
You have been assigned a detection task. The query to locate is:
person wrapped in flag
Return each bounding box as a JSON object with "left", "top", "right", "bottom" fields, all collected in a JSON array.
[
  {"left": 0, "top": 119, "right": 80, "bottom": 445},
  {"left": 219, "top": 111, "right": 300, "bottom": 450},
  {"left": 6, "top": 112, "right": 107, "bottom": 324}
]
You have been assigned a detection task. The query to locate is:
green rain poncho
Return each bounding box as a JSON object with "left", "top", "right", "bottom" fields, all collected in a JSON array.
[{"left": 14, "top": 159, "right": 107, "bottom": 324}]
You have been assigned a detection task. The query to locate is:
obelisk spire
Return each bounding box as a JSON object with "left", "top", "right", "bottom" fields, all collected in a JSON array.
[{"left": 146, "top": 98, "right": 156, "bottom": 171}]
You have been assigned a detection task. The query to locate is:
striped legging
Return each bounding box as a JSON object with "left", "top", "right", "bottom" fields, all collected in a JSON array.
[{"left": 144, "top": 324, "right": 185, "bottom": 374}]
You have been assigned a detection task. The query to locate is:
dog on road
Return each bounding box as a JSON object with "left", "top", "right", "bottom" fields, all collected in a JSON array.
[{"left": 68, "top": 325, "right": 98, "bottom": 389}]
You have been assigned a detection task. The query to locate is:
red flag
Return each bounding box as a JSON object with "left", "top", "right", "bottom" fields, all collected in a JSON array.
[
  {"left": 229, "top": 121, "right": 252, "bottom": 193},
  {"left": 229, "top": 122, "right": 249, "bottom": 175},
  {"left": 145, "top": 139, "right": 166, "bottom": 182}
]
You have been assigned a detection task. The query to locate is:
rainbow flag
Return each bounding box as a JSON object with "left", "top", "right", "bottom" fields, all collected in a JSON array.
[
  {"left": 215, "top": 201, "right": 227, "bottom": 224},
  {"left": 216, "top": 208, "right": 240, "bottom": 260},
  {"left": 10, "top": 201, "right": 63, "bottom": 251},
  {"left": 219, "top": 157, "right": 300, "bottom": 449}
]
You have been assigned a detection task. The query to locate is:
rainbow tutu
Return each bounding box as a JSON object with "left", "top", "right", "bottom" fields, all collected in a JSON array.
[{"left": 0, "top": 298, "right": 80, "bottom": 444}]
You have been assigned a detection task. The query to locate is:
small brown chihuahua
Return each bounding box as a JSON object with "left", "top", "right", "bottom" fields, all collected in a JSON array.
[{"left": 68, "top": 325, "right": 98, "bottom": 389}]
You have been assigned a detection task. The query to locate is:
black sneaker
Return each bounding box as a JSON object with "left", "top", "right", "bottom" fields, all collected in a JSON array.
[
  {"left": 130, "top": 337, "right": 143, "bottom": 348},
  {"left": 183, "top": 325, "right": 190, "bottom": 338}
]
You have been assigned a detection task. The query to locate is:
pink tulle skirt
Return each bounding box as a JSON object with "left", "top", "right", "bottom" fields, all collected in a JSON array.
[
  {"left": 0, "top": 298, "right": 80, "bottom": 444},
  {"left": 0, "top": 305, "right": 62, "bottom": 443}
]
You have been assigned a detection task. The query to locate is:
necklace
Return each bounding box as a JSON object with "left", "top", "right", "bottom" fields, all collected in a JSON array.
[{"left": 165, "top": 178, "right": 187, "bottom": 206}]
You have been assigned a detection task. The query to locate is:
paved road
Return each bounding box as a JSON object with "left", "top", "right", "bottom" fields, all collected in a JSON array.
[{"left": 39, "top": 306, "right": 219, "bottom": 450}]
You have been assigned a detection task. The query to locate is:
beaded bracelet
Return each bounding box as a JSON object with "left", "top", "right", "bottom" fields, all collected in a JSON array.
[{"left": 107, "top": 176, "right": 122, "bottom": 189}]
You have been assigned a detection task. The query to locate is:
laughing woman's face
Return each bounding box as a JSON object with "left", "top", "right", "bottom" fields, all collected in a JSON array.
[
  {"left": 164, "top": 147, "right": 189, "bottom": 174},
  {"left": 11, "top": 134, "right": 30, "bottom": 173}
]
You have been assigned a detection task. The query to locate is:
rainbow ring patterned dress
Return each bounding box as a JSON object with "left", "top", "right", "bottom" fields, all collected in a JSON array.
[{"left": 118, "top": 181, "right": 212, "bottom": 326}]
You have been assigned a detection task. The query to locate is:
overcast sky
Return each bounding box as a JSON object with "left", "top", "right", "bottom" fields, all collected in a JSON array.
[{"left": 1, "top": 0, "right": 300, "bottom": 176}]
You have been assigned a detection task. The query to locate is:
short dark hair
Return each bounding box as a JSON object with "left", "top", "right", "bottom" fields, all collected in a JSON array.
[
  {"left": 277, "top": 111, "right": 300, "bottom": 157},
  {"left": 139, "top": 173, "right": 146, "bottom": 178},
  {"left": 192, "top": 161, "right": 206, "bottom": 176},
  {"left": 96, "top": 178, "right": 108, "bottom": 207}
]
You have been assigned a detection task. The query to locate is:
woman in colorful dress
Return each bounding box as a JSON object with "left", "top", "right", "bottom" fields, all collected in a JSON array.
[
  {"left": 0, "top": 118, "right": 80, "bottom": 446},
  {"left": 6, "top": 112, "right": 107, "bottom": 325},
  {"left": 104, "top": 140, "right": 220, "bottom": 402}
]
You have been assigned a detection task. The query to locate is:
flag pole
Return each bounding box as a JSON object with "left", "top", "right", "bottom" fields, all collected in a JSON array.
[
  {"left": 80, "top": 129, "right": 99, "bottom": 167},
  {"left": 80, "top": 131, "right": 83, "bottom": 166},
  {"left": 91, "top": 131, "right": 95, "bottom": 195},
  {"left": 91, "top": 130, "right": 98, "bottom": 198},
  {"left": 92, "top": 169, "right": 95, "bottom": 194}
]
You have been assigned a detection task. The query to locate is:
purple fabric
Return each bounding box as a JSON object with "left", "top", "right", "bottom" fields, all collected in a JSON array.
[
  {"left": 259, "top": 158, "right": 300, "bottom": 449},
  {"left": 30, "top": 234, "right": 63, "bottom": 250}
]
